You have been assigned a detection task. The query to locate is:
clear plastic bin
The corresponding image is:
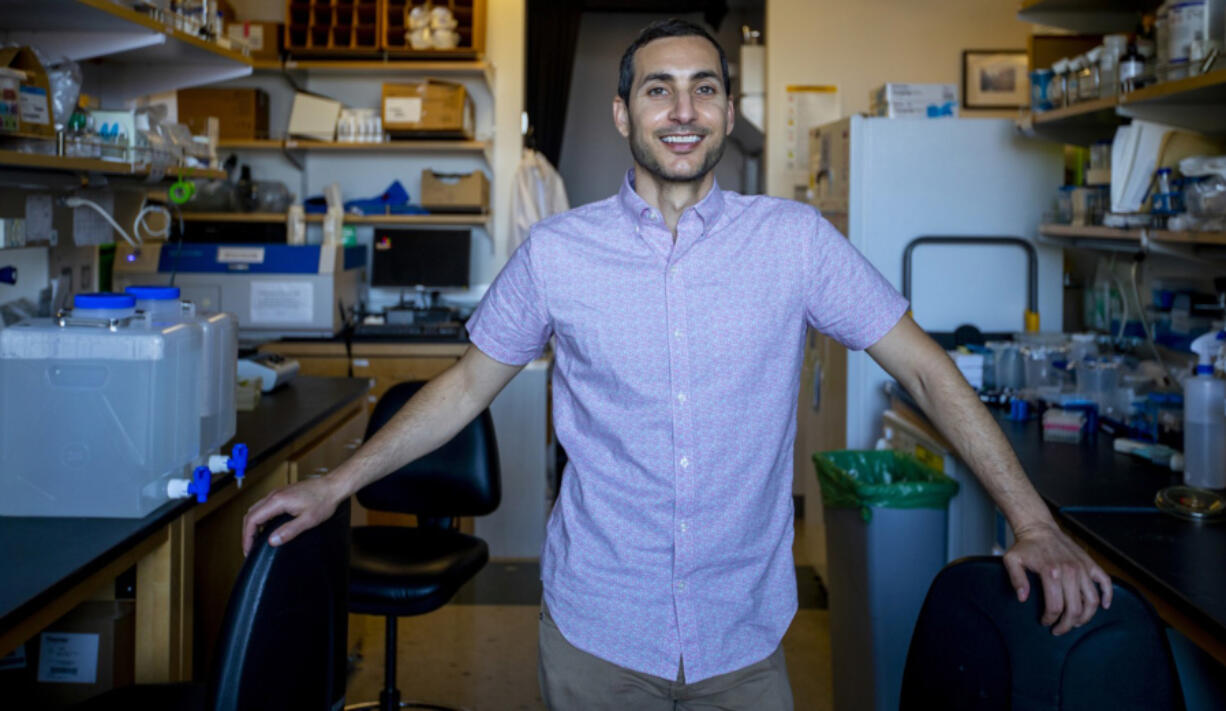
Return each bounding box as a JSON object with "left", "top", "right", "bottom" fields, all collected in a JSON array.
[
  {"left": 127, "top": 285, "right": 238, "bottom": 457},
  {"left": 0, "top": 293, "right": 203, "bottom": 517}
]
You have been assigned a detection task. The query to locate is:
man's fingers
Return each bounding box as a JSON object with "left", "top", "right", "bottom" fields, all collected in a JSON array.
[
  {"left": 1091, "top": 566, "right": 1113, "bottom": 610},
  {"left": 1040, "top": 566, "right": 1064, "bottom": 627},
  {"left": 1002, "top": 552, "right": 1030, "bottom": 602},
  {"left": 1077, "top": 572, "right": 1100, "bottom": 626},
  {"left": 1053, "top": 567, "right": 1082, "bottom": 635},
  {"left": 241, "top": 494, "right": 290, "bottom": 556},
  {"left": 268, "top": 514, "right": 314, "bottom": 548}
]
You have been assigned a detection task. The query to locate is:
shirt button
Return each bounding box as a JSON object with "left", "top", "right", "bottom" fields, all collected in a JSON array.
[
  {"left": 677, "top": 392, "right": 686, "bottom": 403},
  {"left": 679, "top": 521, "right": 688, "bottom": 532},
  {"left": 677, "top": 581, "right": 686, "bottom": 591},
  {"left": 679, "top": 456, "right": 690, "bottom": 469},
  {"left": 674, "top": 329, "right": 682, "bottom": 339}
]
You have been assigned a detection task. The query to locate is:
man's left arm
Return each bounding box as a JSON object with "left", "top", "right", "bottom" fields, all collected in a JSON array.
[{"left": 865, "top": 315, "right": 1113, "bottom": 634}]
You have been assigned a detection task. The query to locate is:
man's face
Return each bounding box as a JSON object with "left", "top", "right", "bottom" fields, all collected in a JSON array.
[{"left": 614, "top": 35, "right": 734, "bottom": 185}]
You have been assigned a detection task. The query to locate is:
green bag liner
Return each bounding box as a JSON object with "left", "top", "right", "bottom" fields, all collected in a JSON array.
[{"left": 813, "top": 450, "right": 959, "bottom": 522}]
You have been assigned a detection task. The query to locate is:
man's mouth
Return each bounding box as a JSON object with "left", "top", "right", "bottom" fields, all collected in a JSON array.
[{"left": 658, "top": 132, "right": 705, "bottom": 153}]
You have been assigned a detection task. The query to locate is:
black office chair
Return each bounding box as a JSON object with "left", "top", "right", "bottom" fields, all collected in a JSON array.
[
  {"left": 347, "top": 380, "right": 500, "bottom": 711},
  {"left": 75, "top": 503, "right": 351, "bottom": 711},
  {"left": 900, "top": 556, "right": 1184, "bottom": 711}
]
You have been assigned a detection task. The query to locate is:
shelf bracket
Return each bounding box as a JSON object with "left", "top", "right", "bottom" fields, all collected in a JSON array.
[{"left": 1140, "top": 230, "right": 1226, "bottom": 266}]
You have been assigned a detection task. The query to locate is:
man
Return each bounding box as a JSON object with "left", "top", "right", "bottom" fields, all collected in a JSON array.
[{"left": 243, "top": 19, "right": 1112, "bottom": 710}]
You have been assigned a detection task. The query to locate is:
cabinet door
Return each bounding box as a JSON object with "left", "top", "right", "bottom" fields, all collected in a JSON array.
[
  {"left": 288, "top": 409, "right": 368, "bottom": 484},
  {"left": 351, "top": 356, "right": 458, "bottom": 409}
]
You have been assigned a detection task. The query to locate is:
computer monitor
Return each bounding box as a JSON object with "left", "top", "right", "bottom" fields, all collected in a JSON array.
[{"left": 371, "top": 228, "right": 471, "bottom": 289}]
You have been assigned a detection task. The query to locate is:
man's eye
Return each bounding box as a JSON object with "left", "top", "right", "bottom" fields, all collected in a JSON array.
[
  {"left": 697, "top": 85, "right": 716, "bottom": 95},
  {"left": 647, "top": 87, "right": 666, "bottom": 96}
]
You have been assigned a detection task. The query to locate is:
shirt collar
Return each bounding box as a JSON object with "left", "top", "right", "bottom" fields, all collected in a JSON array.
[{"left": 617, "top": 169, "right": 726, "bottom": 232}]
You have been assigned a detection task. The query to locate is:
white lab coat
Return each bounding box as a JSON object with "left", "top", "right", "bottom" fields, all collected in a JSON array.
[{"left": 510, "top": 148, "right": 569, "bottom": 252}]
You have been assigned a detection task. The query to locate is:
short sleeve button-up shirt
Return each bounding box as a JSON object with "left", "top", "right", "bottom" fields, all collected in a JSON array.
[{"left": 466, "top": 171, "right": 908, "bottom": 683}]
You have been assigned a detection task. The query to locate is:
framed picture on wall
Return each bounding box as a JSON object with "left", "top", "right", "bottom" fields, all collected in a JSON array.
[{"left": 962, "top": 50, "right": 1029, "bottom": 109}]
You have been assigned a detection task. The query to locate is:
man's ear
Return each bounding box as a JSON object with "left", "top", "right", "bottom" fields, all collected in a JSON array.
[
  {"left": 613, "top": 96, "right": 631, "bottom": 138},
  {"left": 725, "top": 94, "right": 735, "bottom": 136}
]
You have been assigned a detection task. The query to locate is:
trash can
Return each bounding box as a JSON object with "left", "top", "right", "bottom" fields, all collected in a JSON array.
[{"left": 813, "top": 450, "right": 959, "bottom": 711}]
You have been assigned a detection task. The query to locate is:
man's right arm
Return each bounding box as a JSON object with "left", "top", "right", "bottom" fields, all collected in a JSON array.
[{"left": 241, "top": 345, "right": 524, "bottom": 555}]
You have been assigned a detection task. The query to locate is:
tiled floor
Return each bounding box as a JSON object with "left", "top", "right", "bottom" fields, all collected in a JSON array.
[{"left": 343, "top": 519, "right": 834, "bottom": 710}]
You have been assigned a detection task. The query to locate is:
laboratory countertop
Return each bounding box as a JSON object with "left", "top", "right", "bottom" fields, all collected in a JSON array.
[
  {"left": 0, "top": 376, "right": 369, "bottom": 643},
  {"left": 889, "top": 383, "right": 1226, "bottom": 646}
]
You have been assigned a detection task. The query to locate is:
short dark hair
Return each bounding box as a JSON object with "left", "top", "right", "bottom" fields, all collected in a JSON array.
[{"left": 617, "top": 19, "right": 730, "bottom": 106}]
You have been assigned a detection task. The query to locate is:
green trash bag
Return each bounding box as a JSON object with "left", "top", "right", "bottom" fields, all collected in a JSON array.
[{"left": 813, "top": 450, "right": 959, "bottom": 522}]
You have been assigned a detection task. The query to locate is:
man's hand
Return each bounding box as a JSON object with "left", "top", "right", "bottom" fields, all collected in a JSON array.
[
  {"left": 1002, "top": 522, "right": 1113, "bottom": 635},
  {"left": 242, "top": 476, "right": 345, "bottom": 556}
]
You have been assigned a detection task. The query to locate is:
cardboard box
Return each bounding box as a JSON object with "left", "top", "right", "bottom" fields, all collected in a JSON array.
[
  {"left": 382, "top": 80, "right": 474, "bottom": 138},
  {"left": 177, "top": 87, "right": 270, "bottom": 140},
  {"left": 0, "top": 46, "right": 53, "bottom": 138},
  {"left": 227, "top": 21, "right": 284, "bottom": 60},
  {"left": 0, "top": 601, "right": 135, "bottom": 709},
  {"left": 288, "top": 91, "right": 343, "bottom": 142},
  {"left": 869, "top": 83, "right": 958, "bottom": 119},
  {"left": 420, "top": 170, "right": 489, "bottom": 213}
]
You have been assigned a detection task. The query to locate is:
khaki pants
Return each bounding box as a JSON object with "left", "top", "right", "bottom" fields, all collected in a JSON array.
[{"left": 537, "top": 603, "right": 794, "bottom": 711}]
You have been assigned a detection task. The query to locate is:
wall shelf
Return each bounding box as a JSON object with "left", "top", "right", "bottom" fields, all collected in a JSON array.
[
  {"left": 218, "top": 138, "right": 489, "bottom": 154},
  {"left": 263, "top": 58, "right": 494, "bottom": 86},
  {"left": 0, "top": 150, "right": 225, "bottom": 181},
  {"left": 1039, "top": 223, "right": 1226, "bottom": 247},
  {"left": 1019, "top": 68, "right": 1226, "bottom": 145},
  {"left": 181, "top": 212, "right": 490, "bottom": 228},
  {"left": 0, "top": 0, "right": 253, "bottom": 104},
  {"left": 1017, "top": 0, "right": 1158, "bottom": 34}
]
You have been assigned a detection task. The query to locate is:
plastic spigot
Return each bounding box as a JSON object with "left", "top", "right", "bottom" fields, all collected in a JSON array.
[
  {"left": 229, "top": 443, "right": 248, "bottom": 487},
  {"left": 0, "top": 266, "right": 16, "bottom": 285},
  {"left": 207, "top": 442, "right": 249, "bottom": 487},
  {"left": 187, "top": 466, "right": 211, "bottom": 503}
]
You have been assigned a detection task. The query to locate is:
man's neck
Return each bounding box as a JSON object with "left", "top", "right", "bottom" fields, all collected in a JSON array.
[{"left": 633, "top": 165, "right": 714, "bottom": 238}]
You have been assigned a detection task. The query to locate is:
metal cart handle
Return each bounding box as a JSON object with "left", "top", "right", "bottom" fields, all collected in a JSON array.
[{"left": 901, "top": 236, "right": 1040, "bottom": 333}]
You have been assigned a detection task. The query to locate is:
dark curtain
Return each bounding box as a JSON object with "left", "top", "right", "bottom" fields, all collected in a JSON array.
[
  {"left": 525, "top": 0, "right": 584, "bottom": 168},
  {"left": 525, "top": 0, "right": 728, "bottom": 168}
]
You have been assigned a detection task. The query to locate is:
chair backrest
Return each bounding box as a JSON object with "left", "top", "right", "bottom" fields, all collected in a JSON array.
[
  {"left": 209, "top": 502, "right": 350, "bottom": 711},
  {"left": 356, "top": 380, "right": 501, "bottom": 518},
  {"left": 900, "top": 556, "right": 1184, "bottom": 711}
]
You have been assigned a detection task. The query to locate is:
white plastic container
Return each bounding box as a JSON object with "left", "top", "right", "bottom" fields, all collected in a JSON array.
[
  {"left": 1184, "top": 329, "right": 1226, "bottom": 489},
  {"left": 126, "top": 285, "right": 238, "bottom": 458},
  {"left": 0, "top": 293, "right": 203, "bottom": 517}
]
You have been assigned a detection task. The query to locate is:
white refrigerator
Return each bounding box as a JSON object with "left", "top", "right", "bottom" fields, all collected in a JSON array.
[{"left": 793, "top": 116, "right": 1064, "bottom": 711}]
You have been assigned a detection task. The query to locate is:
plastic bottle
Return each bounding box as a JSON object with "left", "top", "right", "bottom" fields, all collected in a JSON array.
[{"left": 1183, "top": 329, "right": 1226, "bottom": 489}]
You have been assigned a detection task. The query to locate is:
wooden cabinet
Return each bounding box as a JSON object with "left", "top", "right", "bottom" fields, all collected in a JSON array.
[
  {"left": 258, "top": 341, "right": 351, "bottom": 378},
  {"left": 350, "top": 342, "right": 467, "bottom": 409}
]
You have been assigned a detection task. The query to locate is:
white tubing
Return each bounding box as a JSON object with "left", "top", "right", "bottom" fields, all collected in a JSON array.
[{"left": 64, "top": 197, "right": 139, "bottom": 248}]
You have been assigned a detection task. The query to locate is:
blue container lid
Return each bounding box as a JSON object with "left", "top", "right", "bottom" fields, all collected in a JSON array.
[
  {"left": 125, "top": 285, "right": 181, "bottom": 300},
  {"left": 74, "top": 292, "right": 136, "bottom": 310}
]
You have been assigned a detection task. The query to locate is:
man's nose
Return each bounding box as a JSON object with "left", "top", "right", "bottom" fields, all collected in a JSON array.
[{"left": 669, "top": 91, "right": 696, "bottom": 124}]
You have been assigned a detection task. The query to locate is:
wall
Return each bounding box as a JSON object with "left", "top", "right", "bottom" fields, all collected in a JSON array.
[
  {"left": 558, "top": 10, "right": 760, "bottom": 208},
  {"left": 765, "top": 0, "right": 1031, "bottom": 196},
  {"left": 225, "top": 0, "right": 524, "bottom": 293}
]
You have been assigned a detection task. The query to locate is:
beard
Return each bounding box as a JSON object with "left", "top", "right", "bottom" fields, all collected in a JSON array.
[{"left": 627, "top": 114, "right": 726, "bottom": 185}]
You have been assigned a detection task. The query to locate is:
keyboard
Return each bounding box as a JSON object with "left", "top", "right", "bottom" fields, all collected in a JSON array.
[{"left": 352, "top": 322, "right": 468, "bottom": 342}]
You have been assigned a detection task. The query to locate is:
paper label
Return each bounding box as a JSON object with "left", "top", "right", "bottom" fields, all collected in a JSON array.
[
  {"left": 251, "top": 281, "right": 314, "bottom": 324},
  {"left": 218, "top": 246, "right": 265, "bottom": 264},
  {"left": 385, "top": 97, "right": 423, "bottom": 124},
  {"left": 0, "top": 644, "right": 26, "bottom": 671},
  {"left": 37, "top": 632, "right": 98, "bottom": 684},
  {"left": 352, "top": 358, "right": 369, "bottom": 367},
  {"left": 19, "top": 85, "right": 49, "bottom": 125}
]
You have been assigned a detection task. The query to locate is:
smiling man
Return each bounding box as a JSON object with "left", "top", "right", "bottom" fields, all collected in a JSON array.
[{"left": 243, "top": 18, "right": 1113, "bottom": 710}]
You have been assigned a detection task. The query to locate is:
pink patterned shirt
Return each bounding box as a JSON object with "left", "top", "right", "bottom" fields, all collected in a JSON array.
[{"left": 467, "top": 171, "right": 907, "bottom": 682}]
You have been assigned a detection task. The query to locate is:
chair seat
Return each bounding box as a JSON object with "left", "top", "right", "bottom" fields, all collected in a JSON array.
[{"left": 350, "top": 525, "right": 489, "bottom": 617}]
